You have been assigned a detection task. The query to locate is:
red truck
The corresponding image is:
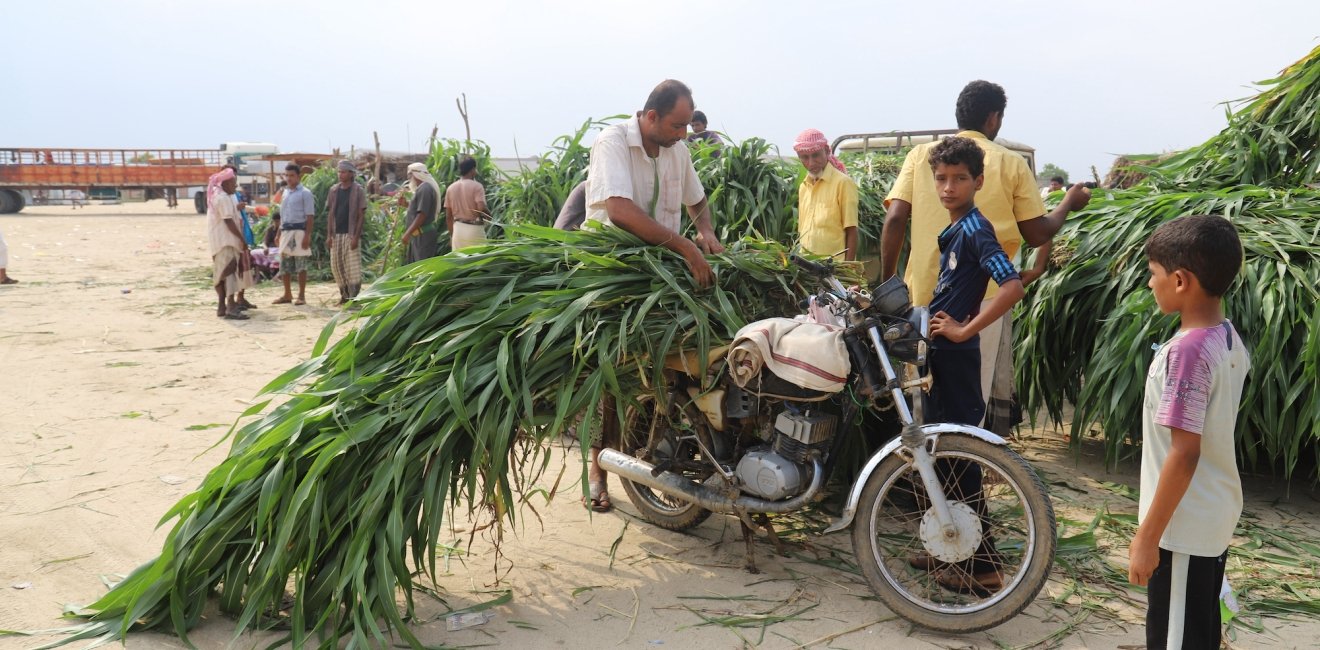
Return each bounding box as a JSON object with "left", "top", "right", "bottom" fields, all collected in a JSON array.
[{"left": 0, "top": 147, "right": 229, "bottom": 214}]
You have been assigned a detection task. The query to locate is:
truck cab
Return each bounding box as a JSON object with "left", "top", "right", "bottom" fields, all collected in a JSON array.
[{"left": 830, "top": 129, "right": 1037, "bottom": 176}]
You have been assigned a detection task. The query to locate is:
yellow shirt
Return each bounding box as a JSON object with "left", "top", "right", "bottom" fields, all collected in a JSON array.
[
  {"left": 884, "top": 131, "right": 1045, "bottom": 306},
  {"left": 797, "top": 164, "right": 859, "bottom": 258}
]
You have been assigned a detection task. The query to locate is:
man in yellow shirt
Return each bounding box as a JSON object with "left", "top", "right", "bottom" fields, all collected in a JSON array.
[
  {"left": 794, "top": 128, "right": 859, "bottom": 261},
  {"left": 881, "top": 80, "right": 1091, "bottom": 434}
]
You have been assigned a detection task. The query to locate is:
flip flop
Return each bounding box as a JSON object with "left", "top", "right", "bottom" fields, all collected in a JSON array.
[
  {"left": 583, "top": 480, "right": 613, "bottom": 512},
  {"left": 222, "top": 311, "right": 250, "bottom": 321},
  {"left": 272, "top": 297, "right": 293, "bottom": 305},
  {"left": 0, "top": 277, "right": 17, "bottom": 285},
  {"left": 239, "top": 301, "right": 258, "bottom": 309},
  {"left": 294, "top": 299, "right": 306, "bottom": 306}
]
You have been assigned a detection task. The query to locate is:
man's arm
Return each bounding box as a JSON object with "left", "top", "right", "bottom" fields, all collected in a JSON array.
[
  {"left": 303, "top": 192, "right": 314, "bottom": 250},
  {"left": 880, "top": 199, "right": 911, "bottom": 280},
  {"left": 844, "top": 226, "right": 858, "bottom": 262},
  {"left": 1129, "top": 429, "right": 1201, "bottom": 586},
  {"left": 607, "top": 196, "right": 714, "bottom": 287},
  {"left": 686, "top": 196, "right": 724, "bottom": 254},
  {"left": 351, "top": 188, "right": 366, "bottom": 247},
  {"left": 1017, "top": 185, "right": 1091, "bottom": 247},
  {"left": 1019, "top": 241, "right": 1052, "bottom": 286}
]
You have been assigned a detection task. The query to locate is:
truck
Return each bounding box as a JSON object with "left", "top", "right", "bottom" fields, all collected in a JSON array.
[
  {"left": 830, "top": 129, "right": 1037, "bottom": 175},
  {"left": 0, "top": 143, "right": 279, "bottom": 214}
]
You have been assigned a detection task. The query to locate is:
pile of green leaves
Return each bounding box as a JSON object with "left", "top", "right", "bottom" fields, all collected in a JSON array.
[
  {"left": 1017, "top": 44, "right": 1320, "bottom": 478},
  {"left": 1142, "top": 44, "right": 1320, "bottom": 190},
  {"left": 692, "top": 136, "right": 801, "bottom": 244},
  {"left": 33, "top": 226, "right": 807, "bottom": 649},
  {"left": 841, "top": 150, "right": 904, "bottom": 256}
]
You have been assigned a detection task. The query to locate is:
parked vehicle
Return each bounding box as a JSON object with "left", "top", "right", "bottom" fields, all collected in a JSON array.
[{"left": 600, "top": 255, "right": 1056, "bottom": 633}]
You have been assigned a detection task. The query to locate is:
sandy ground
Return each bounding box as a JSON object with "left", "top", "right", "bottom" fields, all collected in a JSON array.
[{"left": 2, "top": 202, "right": 1320, "bottom": 649}]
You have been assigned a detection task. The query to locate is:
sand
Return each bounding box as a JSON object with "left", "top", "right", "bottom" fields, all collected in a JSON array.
[{"left": 2, "top": 202, "right": 1318, "bottom": 649}]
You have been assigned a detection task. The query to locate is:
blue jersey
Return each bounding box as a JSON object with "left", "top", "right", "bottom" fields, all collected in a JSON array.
[{"left": 929, "top": 207, "right": 1020, "bottom": 349}]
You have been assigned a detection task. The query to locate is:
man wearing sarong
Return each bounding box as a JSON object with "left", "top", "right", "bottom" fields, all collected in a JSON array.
[
  {"left": 401, "top": 162, "right": 442, "bottom": 262},
  {"left": 207, "top": 168, "right": 249, "bottom": 320},
  {"left": 273, "top": 163, "right": 316, "bottom": 305},
  {"left": 444, "top": 157, "right": 490, "bottom": 251},
  {"left": 325, "top": 159, "right": 367, "bottom": 304}
]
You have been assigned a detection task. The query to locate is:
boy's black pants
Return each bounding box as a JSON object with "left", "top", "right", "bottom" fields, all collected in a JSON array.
[
  {"left": 927, "top": 346, "right": 1002, "bottom": 574},
  {"left": 1146, "top": 547, "right": 1228, "bottom": 650}
]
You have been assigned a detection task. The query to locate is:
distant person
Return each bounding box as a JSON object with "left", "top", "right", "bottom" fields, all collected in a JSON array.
[
  {"left": 1129, "top": 215, "right": 1248, "bottom": 650},
  {"left": 882, "top": 80, "right": 1092, "bottom": 436},
  {"left": 68, "top": 189, "right": 85, "bottom": 209},
  {"left": 401, "top": 162, "right": 441, "bottom": 262},
  {"left": 273, "top": 163, "right": 315, "bottom": 306},
  {"left": 0, "top": 227, "right": 17, "bottom": 285},
  {"left": 444, "top": 156, "right": 490, "bottom": 251},
  {"left": 325, "top": 160, "right": 367, "bottom": 304},
  {"left": 206, "top": 168, "right": 249, "bottom": 320},
  {"left": 793, "top": 128, "right": 858, "bottom": 260},
  {"left": 251, "top": 213, "right": 282, "bottom": 280},
  {"left": 165, "top": 187, "right": 179, "bottom": 209},
  {"left": 1040, "top": 175, "right": 1066, "bottom": 199},
  {"left": 686, "top": 109, "right": 728, "bottom": 150},
  {"left": 553, "top": 179, "right": 589, "bottom": 231}
]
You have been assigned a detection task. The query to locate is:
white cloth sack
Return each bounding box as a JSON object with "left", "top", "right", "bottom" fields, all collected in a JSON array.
[{"left": 728, "top": 317, "right": 850, "bottom": 393}]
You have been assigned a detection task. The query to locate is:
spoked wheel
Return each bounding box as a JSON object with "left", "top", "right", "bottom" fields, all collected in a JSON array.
[
  {"left": 616, "top": 394, "right": 713, "bottom": 531},
  {"left": 851, "top": 433, "right": 1056, "bottom": 633}
]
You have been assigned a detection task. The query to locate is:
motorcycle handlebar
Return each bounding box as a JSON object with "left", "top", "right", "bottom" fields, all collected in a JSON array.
[{"left": 789, "top": 254, "right": 833, "bottom": 278}]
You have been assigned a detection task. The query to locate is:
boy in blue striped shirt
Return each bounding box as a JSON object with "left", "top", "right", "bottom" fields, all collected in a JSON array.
[{"left": 918, "top": 136, "right": 1027, "bottom": 593}]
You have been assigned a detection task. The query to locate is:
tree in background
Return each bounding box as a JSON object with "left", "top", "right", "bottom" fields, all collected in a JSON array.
[{"left": 1038, "top": 163, "right": 1069, "bottom": 186}]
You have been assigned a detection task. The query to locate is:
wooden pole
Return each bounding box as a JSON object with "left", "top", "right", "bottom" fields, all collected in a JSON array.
[{"left": 456, "top": 93, "right": 471, "bottom": 145}]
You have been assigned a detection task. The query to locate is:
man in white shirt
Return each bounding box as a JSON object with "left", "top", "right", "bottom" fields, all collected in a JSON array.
[{"left": 581, "top": 79, "right": 725, "bottom": 511}]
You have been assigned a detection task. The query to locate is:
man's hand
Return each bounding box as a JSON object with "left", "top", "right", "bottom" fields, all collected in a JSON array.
[
  {"left": 302, "top": 234, "right": 311, "bottom": 251},
  {"left": 396, "top": 194, "right": 408, "bottom": 207},
  {"left": 1064, "top": 184, "right": 1092, "bottom": 213},
  {"left": 1128, "top": 533, "right": 1159, "bottom": 587},
  {"left": 695, "top": 231, "right": 725, "bottom": 255},
  {"left": 681, "top": 242, "right": 715, "bottom": 288},
  {"left": 351, "top": 236, "right": 360, "bottom": 250},
  {"left": 237, "top": 202, "right": 248, "bottom": 212},
  {"left": 929, "top": 311, "right": 972, "bottom": 343}
]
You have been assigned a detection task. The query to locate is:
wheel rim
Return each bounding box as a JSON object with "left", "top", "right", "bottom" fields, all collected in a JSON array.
[
  {"left": 864, "top": 449, "right": 1038, "bottom": 615},
  {"left": 622, "top": 397, "right": 707, "bottom": 517}
]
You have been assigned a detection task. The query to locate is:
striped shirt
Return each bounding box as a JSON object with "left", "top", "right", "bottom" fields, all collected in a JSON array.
[{"left": 928, "top": 206, "right": 1019, "bottom": 349}]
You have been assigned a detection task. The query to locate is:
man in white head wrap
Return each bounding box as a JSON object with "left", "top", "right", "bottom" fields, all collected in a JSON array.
[{"left": 402, "top": 162, "right": 442, "bottom": 262}]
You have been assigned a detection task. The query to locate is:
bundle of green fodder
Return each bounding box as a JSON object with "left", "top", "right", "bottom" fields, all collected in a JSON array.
[
  {"left": 1017, "top": 43, "right": 1320, "bottom": 478},
  {"left": 32, "top": 225, "right": 807, "bottom": 649},
  {"left": 842, "top": 150, "right": 904, "bottom": 255}
]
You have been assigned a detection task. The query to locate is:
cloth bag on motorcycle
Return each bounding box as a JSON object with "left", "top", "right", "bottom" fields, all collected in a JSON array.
[{"left": 728, "top": 317, "right": 850, "bottom": 394}]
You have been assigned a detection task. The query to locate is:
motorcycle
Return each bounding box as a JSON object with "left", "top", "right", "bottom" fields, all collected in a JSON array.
[{"left": 598, "top": 255, "right": 1056, "bottom": 633}]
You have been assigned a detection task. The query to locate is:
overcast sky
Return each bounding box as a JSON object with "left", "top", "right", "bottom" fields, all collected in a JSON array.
[{"left": 4, "top": 1, "right": 1318, "bottom": 182}]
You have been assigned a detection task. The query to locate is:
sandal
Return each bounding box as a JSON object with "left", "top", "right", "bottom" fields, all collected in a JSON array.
[
  {"left": 222, "top": 311, "right": 250, "bottom": 321},
  {"left": 272, "top": 296, "right": 293, "bottom": 305},
  {"left": 293, "top": 299, "right": 306, "bottom": 306},
  {"left": 239, "top": 300, "right": 258, "bottom": 309},
  {"left": 0, "top": 277, "right": 17, "bottom": 285},
  {"left": 583, "top": 480, "right": 613, "bottom": 512}
]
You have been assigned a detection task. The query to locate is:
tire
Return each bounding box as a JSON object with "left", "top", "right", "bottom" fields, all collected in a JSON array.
[
  {"left": 616, "top": 394, "right": 713, "bottom": 531},
  {"left": 850, "top": 433, "right": 1055, "bottom": 633},
  {"left": 0, "top": 189, "right": 21, "bottom": 214},
  {"left": 194, "top": 191, "right": 206, "bottom": 214}
]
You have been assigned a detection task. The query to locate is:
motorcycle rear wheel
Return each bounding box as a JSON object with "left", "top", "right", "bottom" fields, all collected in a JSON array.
[
  {"left": 617, "top": 394, "right": 713, "bottom": 531},
  {"left": 850, "top": 433, "right": 1055, "bottom": 633}
]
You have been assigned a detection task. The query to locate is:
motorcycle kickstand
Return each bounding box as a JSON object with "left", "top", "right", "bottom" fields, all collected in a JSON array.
[
  {"left": 754, "top": 513, "right": 789, "bottom": 558},
  {"left": 738, "top": 518, "right": 760, "bottom": 575}
]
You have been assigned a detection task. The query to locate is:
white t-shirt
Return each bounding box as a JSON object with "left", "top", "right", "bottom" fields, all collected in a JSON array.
[
  {"left": 1139, "top": 321, "right": 1250, "bottom": 557},
  {"left": 585, "top": 116, "right": 705, "bottom": 234},
  {"left": 207, "top": 193, "right": 245, "bottom": 256}
]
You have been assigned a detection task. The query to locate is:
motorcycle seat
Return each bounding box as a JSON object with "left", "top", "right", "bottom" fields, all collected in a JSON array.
[{"left": 662, "top": 345, "right": 730, "bottom": 377}]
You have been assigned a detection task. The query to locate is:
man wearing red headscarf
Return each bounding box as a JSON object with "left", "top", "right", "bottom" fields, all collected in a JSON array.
[{"left": 793, "top": 129, "right": 858, "bottom": 261}]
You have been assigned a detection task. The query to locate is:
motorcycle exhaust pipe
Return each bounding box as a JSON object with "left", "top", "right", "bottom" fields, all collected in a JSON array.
[{"left": 597, "top": 449, "right": 825, "bottom": 514}]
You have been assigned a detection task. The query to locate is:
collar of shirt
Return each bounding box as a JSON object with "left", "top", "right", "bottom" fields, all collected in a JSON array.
[
  {"left": 624, "top": 117, "right": 653, "bottom": 157},
  {"left": 956, "top": 130, "right": 989, "bottom": 142},
  {"left": 803, "top": 163, "right": 841, "bottom": 187},
  {"left": 937, "top": 206, "right": 983, "bottom": 249}
]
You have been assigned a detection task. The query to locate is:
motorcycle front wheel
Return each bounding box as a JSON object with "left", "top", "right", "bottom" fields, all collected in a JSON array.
[{"left": 850, "top": 433, "right": 1056, "bottom": 633}]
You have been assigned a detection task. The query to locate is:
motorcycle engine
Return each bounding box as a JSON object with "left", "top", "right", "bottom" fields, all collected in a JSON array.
[{"left": 735, "top": 409, "right": 836, "bottom": 500}]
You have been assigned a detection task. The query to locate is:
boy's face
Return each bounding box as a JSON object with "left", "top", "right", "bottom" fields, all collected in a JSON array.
[
  {"left": 932, "top": 162, "right": 983, "bottom": 214},
  {"left": 1147, "top": 260, "right": 1188, "bottom": 314}
]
